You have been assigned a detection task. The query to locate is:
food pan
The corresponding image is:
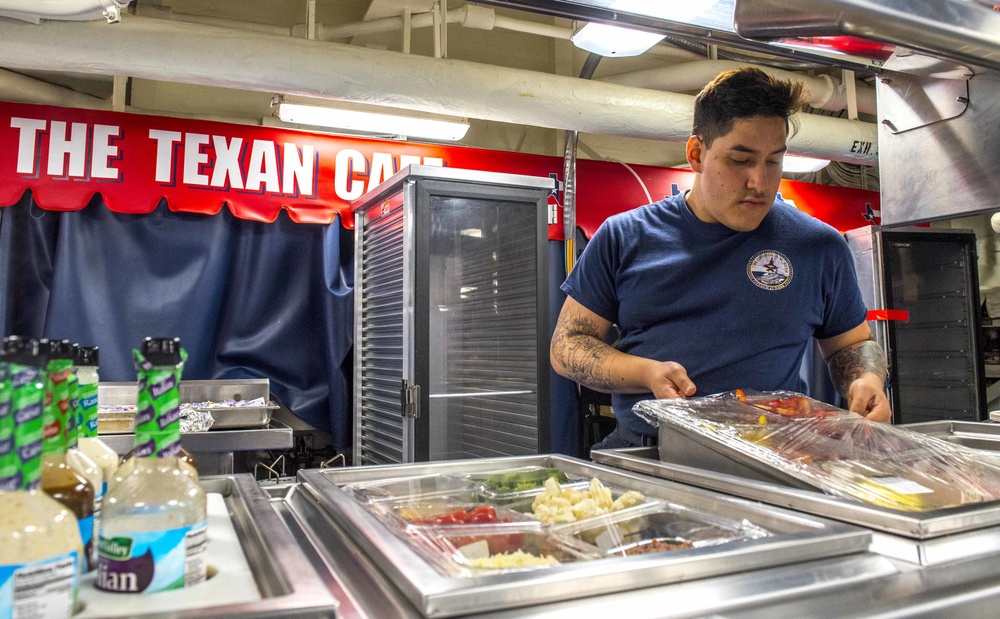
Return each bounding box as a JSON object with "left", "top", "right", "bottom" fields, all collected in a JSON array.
[
  {"left": 343, "top": 473, "right": 483, "bottom": 503},
  {"left": 592, "top": 446, "right": 1000, "bottom": 565},
  {"left": 553, "top": 499, "right": 770, "bottom": 554},
  {"left": 297, "top": 454, "right": 871, "bottom": 617},
  {"left": 407, "top": 522, "right": 601, "bottom": 578}
]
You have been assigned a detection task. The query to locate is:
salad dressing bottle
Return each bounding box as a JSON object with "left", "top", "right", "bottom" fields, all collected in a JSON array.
[
  {"left": 39, "top": 339, "right": 97, "bottom": 572},
  {"left": 0, "top": 336, "right": 84, "bottom": 619},
  {"left": 0, "top": 348, "right": 13, "bottom": 489},
  {"left": 73, "top": 345, "right": 119, "bottom": 500},
  {"left": 98, "top": 337, "right": 208, "bottom": 594},
  {"left": 114, "top": 342, "right": 198, "bottom": 485}
]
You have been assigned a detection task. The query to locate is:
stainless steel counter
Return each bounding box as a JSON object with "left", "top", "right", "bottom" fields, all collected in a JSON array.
[
  {"left": 265, "top": 476, "right": 897, "bottom": 619},
  {"left": 100, "top": 450, "right": 1000, "bottom": 618}
]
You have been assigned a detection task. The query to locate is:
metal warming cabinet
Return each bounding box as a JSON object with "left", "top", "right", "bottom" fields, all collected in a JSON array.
[
  {"left": 352, "top": 165, "right": 556, "bottom": 465},
  {"left": 846, "top": 226, "right": 986, "bottom": 424}
]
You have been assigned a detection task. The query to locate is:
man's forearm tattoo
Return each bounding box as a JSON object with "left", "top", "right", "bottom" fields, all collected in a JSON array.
[
  {"left": 552, "top": 313, "right": 617, "bottom": 392},
  {"left": 827, "top": 338, "right": 887, "bottom": 398}
]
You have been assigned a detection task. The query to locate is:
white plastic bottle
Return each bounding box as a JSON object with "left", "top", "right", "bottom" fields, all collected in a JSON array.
[
  {"left": 1, "top": 336, "right": 84, "bottom": 619},
  {"left": 73, "top": 345, "right": 119, "bottom": 499},
  {"left": 98, "top": 337, "right": 207, "bottom": 594}
]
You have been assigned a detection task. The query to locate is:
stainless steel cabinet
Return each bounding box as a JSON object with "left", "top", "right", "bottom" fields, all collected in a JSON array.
[{"left": 352, "top": 165, "right": 555, "bottom": 465}]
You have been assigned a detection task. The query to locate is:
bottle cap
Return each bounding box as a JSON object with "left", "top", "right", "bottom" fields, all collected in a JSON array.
[
  {"left": 2, "top": 336, "right": 47, "bottom": 367},
  {"left": 75, "top": 345, "right": 99, "bottom": 367},
  {"left": 140, "top": 337, "right": 182, "bottom": 365},
  {"left": 41, "top": 338, "right": 75, "bottom": 361}
]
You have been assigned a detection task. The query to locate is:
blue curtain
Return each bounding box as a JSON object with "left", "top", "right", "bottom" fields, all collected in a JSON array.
[
  {"left": 0, "top": 190, "right": 595, "bottom": 457},
  {"left": 0, "top": 192, "right": 355, "bottom": 449}
]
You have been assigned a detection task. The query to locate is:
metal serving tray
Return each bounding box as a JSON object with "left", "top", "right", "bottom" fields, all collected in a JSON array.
[
  {"left": 98, "top": 379, "right": 278, "bottom": 430},
  {"left": 593, "top": 447, "right": 1000, "bottom": 565},
  {"left": 77, "top": 474, "right": 337, "bottom": 618},
  {"left": 902, "top": 420, "right": 1000, "bottom": 451},
  {"left": 298, "top": 454, "right": 871, "bottom": 618},
  {"left": 652, "top": 416, "right": 1000, "bottom": 538}
]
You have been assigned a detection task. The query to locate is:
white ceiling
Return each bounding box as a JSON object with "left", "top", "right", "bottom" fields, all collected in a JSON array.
[{"left": 0, "top": 0, "right": 880, "bottom": 181}]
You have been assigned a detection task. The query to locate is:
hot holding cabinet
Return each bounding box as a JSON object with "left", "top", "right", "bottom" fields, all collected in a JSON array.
[
  {"left": 352, "top": 165, "right": 556, "bottom": 465},
  {"left": 847, "top": 226, "right": 986, "bottom": 424}
]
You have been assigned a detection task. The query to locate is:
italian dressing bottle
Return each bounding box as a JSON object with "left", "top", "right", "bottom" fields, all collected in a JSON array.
[
  {"left": 98, "top": 337, "right": 208, "bottom": 594},
  {"left": 0, "top": 349, "right": 13, "bottom": 489},
  {"left": 0, "top": 336, "right": 84, "bottom": 619},
  {"left": 73, "top": 345, "right": 118, "bottom": 504},
  {"left": 39, "top": 339, "right": 97, "bottom": 573}
]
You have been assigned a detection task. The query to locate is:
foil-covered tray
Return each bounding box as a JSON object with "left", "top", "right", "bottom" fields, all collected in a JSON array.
[
  {"left": 98, "top": 380, "right": 278, "bottom": 431},
  {"left": 297, "top": 454, "right": 871, "bottom": 618}
]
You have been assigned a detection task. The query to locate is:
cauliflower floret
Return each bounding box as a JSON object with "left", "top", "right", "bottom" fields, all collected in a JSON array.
[
  {"left": 530, "top": 477, "right": 645, "bottom": 523},
  {"left": 611, "top": 490, "right": 645, "bottom": 511}
]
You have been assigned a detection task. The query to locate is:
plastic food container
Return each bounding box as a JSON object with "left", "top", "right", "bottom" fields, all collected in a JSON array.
[
  {"left": 469, "top": 467, "right": 590, "bottom": 505},
  {"left": 554, "top": 501, "right": 770, "bottom": 555},
  {"left": 372, "top": 498, "right": 532, "bottom": 532},
  {"left": 407, "top": 522, "right": 601, "bottom": 578},
  {"left": 509, "top": 477, "right": 649, "bottom": 526},
  {"left": 342, "top": 474, "right": 483, "bottom": 503}
]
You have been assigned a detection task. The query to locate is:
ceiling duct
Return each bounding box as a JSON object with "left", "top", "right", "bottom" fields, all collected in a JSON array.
[{"left": 732, "top": 0, "right": 1000, "bottom": 75}]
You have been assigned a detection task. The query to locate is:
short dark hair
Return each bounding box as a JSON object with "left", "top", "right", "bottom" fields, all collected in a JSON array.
[{"left": 693, "top": 67, "right": 808, "bottom": 148}]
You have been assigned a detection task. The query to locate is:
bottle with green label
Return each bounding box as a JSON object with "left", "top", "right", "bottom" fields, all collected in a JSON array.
[
  {"left": 98, "top": 337, "right": 208, "bottom": 594},
  {"left": 1, "top": 336, "right": 84, "bottom": 619},
  {"left": 73, "top": 344, "right": 119, "bottom": 502},
  {"left": 39, "top": 338, "right": 98, "bottom": 573},
  {"left": 0, "top": 346, "right": 13, "bottom": 489}
]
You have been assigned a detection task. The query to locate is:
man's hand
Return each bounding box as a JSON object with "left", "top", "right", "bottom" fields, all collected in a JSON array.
[
  {"left": 846, "top": 372, "right": 892, "bottom": 422},
  {"left": 819, "top": 322, "right": 891, "bottom": 423},
  {"left": 645, "top": 360, "right": 697, "bottom": 399}
]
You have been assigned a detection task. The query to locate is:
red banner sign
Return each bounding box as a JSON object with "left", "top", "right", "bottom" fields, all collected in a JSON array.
[{"left": 0, "top": 101, "right": 879, "bottom": 239}]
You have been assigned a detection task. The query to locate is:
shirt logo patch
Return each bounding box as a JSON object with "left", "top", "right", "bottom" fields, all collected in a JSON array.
[{"left": 747, "top": 250, "right": 793, "bottom": 291}]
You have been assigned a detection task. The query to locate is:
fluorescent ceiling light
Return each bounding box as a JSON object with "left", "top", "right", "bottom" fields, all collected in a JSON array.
[
  {"left": 275, "top": 97, "right": 470, "bottom": 141},
  {"left": 571, "top": 0, "right": 721, "bottom": 57},
  {"left": 571, "top": 23, "right": 666, "bottom": 57},
  {"left": 782, "top": 155, "right": 831, "bottom": 173}
]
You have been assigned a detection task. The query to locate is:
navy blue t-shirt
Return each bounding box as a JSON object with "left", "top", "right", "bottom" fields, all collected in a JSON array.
[{"left": 560, "top": 192, "right": 867, "bottom": 438}]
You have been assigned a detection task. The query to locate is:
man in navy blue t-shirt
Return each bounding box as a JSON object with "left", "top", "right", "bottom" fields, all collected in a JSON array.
[{"left": 551, "top": 67, "right": 891, "bottom": 451}]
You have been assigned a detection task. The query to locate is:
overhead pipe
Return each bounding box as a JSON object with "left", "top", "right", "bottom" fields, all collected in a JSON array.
[
  {"left": 0, "top": 68, "right": 109, "bottom": 109},
  {"left": 601, "top": 59, "right": 878, "bottom": 116},
  {"left": 134, "top": 4, "right": 294, "bottom": 36},
  {"left": 0, "top": 15, "right": 879, "bottom": 165}
]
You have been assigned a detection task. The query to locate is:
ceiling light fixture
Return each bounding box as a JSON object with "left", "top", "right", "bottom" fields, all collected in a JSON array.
[
  {"left": 571, "top": 22, "right": 666, "bottom": 57},
  {"left": 782, "top": 155, "right": 831, "bottom": 173},
  {"left": 274, "top": 96, "right": 470, "bottom": 141},
  {"left": 571, "top": 0, "right": 721, "bottom": 57}
]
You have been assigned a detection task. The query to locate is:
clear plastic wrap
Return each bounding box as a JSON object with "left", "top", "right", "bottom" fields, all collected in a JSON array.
[
  {"left": 342, "top": 474, "right": 484, "bottom": 503},
  {"left": 554, "top": 500, "right": 770, "bottom": 554},
  {"left": 635, "top": 390, "right": 1000, "bottom": 511},
  {"left": 405, "top": 521, "right": 601, "bottom": 577},
  {"left": 371, "top": 498, "right": 533, "bottom": 533},
  {"left": 465, "top": 466, "right": 584, "bottom": 504}
]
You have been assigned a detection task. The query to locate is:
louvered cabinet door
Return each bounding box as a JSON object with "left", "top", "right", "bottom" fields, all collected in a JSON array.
[{"left": 354, "top": 190, "right": 414, "bottom": 465}]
